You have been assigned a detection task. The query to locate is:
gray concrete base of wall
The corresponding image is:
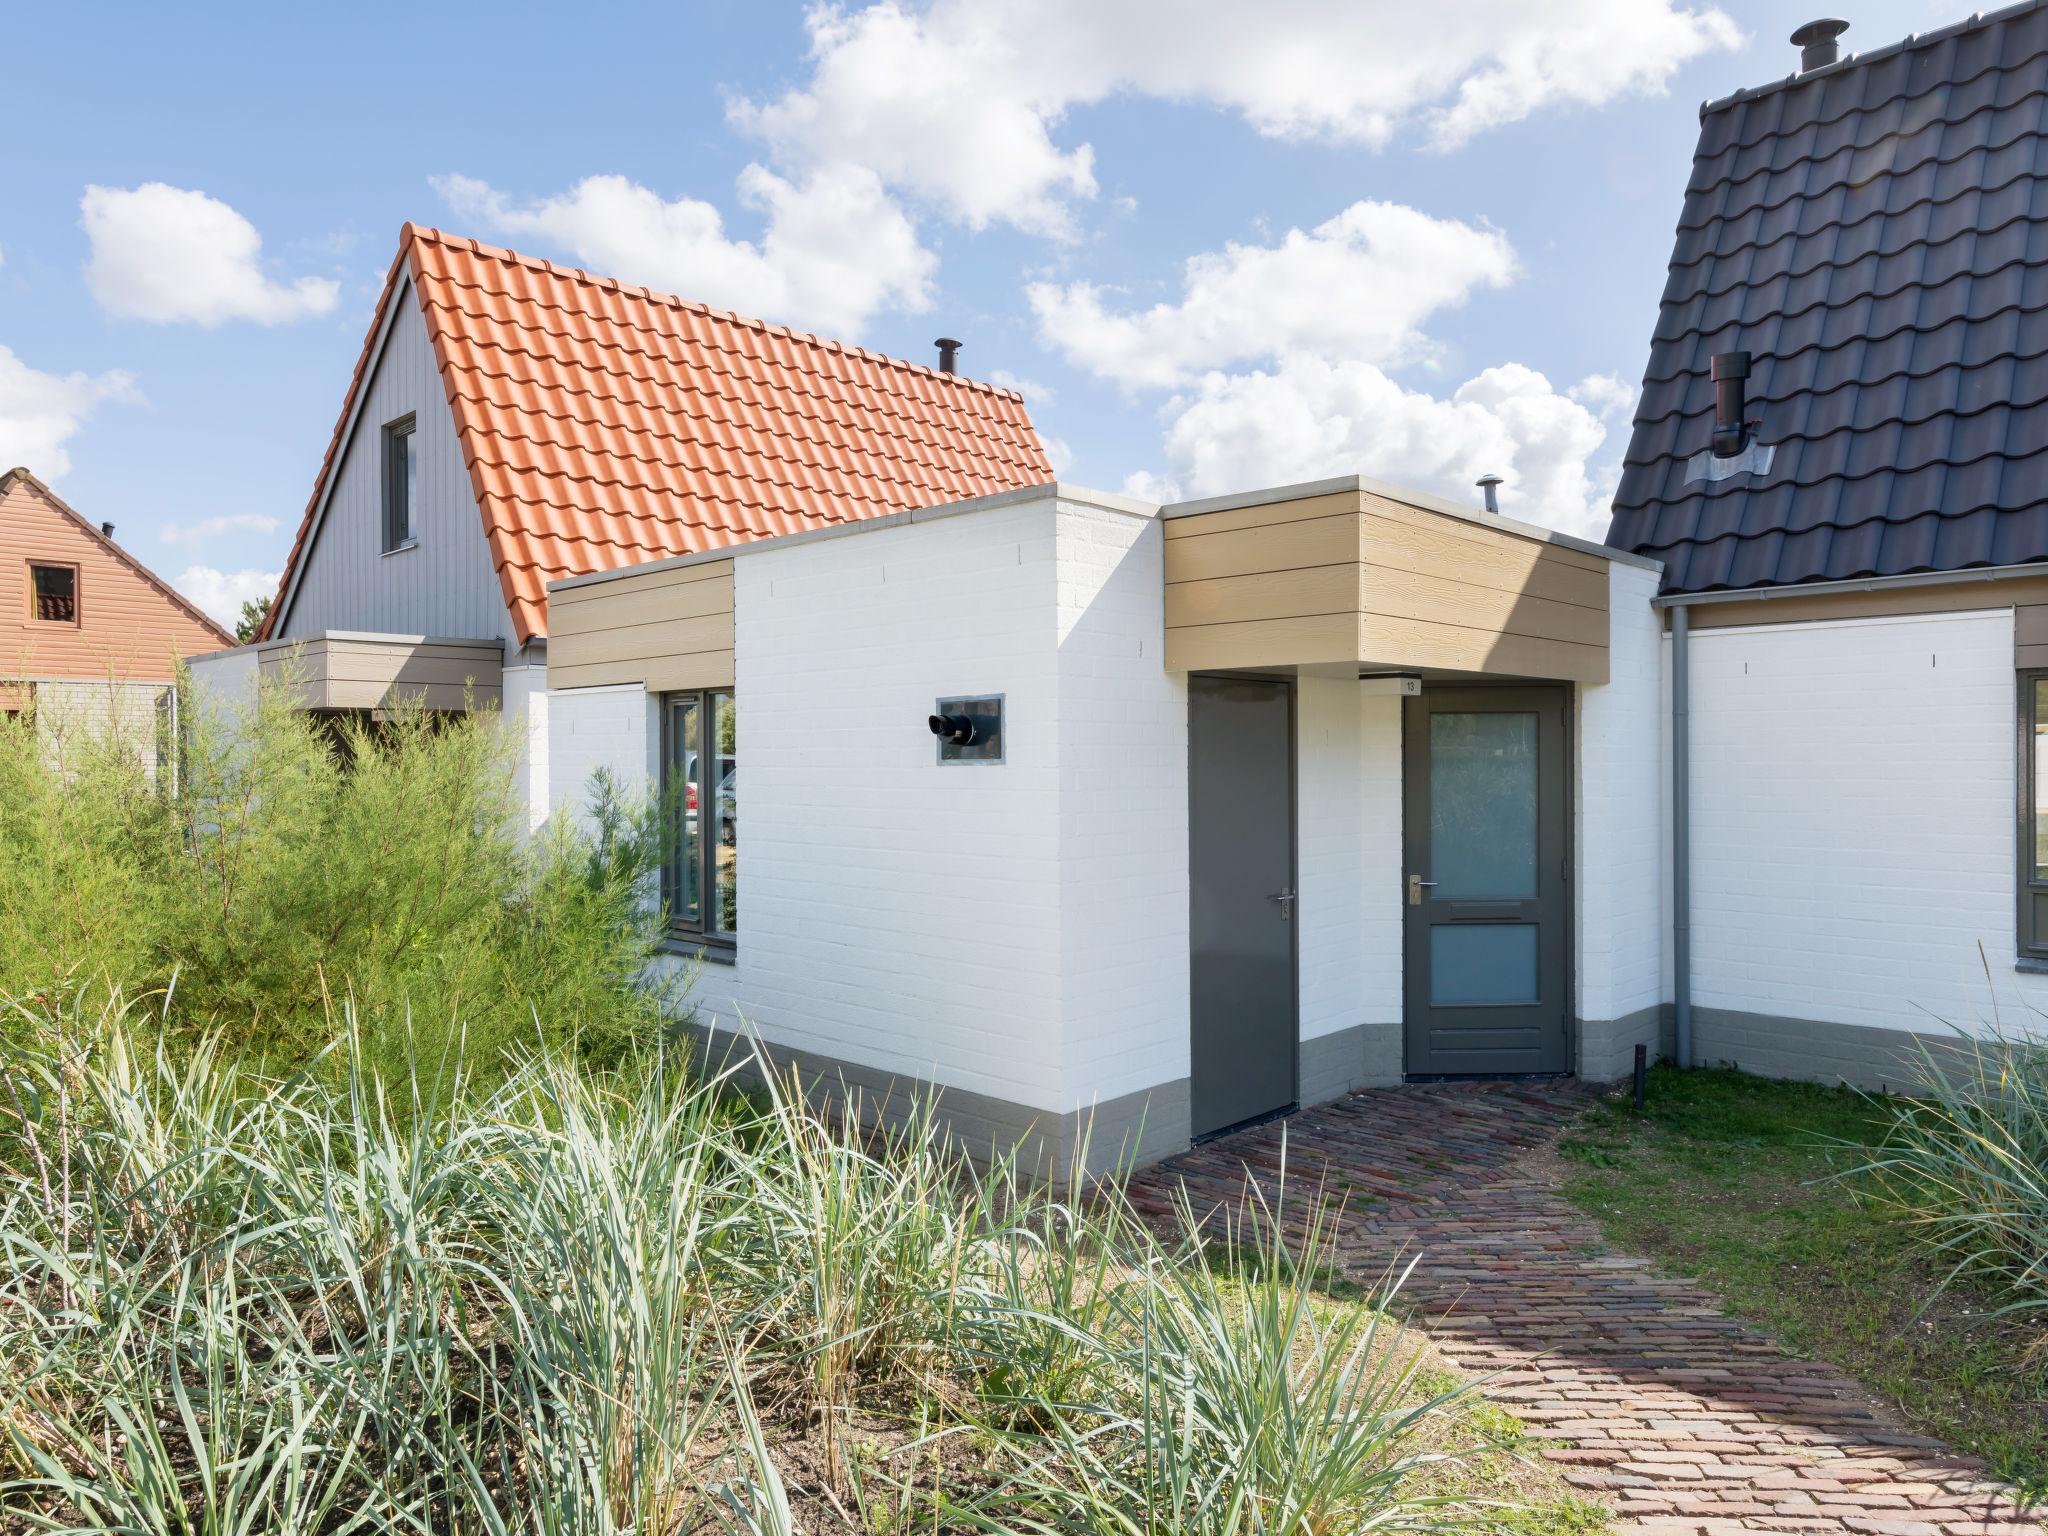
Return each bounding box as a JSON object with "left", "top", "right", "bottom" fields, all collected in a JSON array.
[
  {"left": 1578, "top": 1002, "right": 1989, "bottom": 1093},
  {"left": 1301, "top": 1020, "right": 1403, "bottom": 1105},
  {"left": 1690, "top": 1005, "right": 1985, "bottom": 1092},
  {"left": 683, "top": 1019, "right": 1192, "bottom": 1180},
  {"left": 1578, "top": 1004, "right": 1665, "bottom": 1083}
]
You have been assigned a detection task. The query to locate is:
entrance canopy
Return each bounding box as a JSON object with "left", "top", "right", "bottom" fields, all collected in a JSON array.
[{"left": 1161, "top": 477, "right": 1647, "bottom": 683}]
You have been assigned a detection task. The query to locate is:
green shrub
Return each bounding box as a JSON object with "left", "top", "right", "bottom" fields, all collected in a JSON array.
[
  {"left": 0, "top": 671, "right": 675, "bottom": 1079},
  {"left": 1861, "top": 1026, "right": 2048, "bottom": 1332}
]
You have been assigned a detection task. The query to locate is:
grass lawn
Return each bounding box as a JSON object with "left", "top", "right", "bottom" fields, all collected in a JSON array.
[{"left": 1556, "top": 1065, "right": 2048, "bottom": 1495}]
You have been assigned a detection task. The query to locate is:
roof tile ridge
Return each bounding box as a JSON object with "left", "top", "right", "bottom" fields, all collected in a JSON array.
[
  {"left": 1691, "top": 69, "right": 2048, "bottom": 169},
  {"left": 1630, "top": 340, "right": 2048, "bottom": 430},
  {"left": 1696, "top": 0, "right": 2048, "bottom": 119},
  {"left": 411, "top": 226, "right": 1029, "bottom": 404},
  {"left": 1611, "top": 435, "right": 2048, "bottom": 514},
  {"left": 419, "top": 295, "right": 1036, "bottom": 425},
  {"left": 1621, "top": 387, "right": 2048, "bottom": 467},
  {"left": 1636, "top": 293, "right": 2048, "bottom": 385},
  {"left": 1668, "top": 164, "right": 2048, "bottom": 268},
  {"left": 1674, "top": 107, "right": 2048, "bottom": 230},
  {"left": 1648, "top": 256, "right": 2048, "bottom": 346},
  {"left": 1662, "top": 200, "right": 2048, "bottom": 306}
]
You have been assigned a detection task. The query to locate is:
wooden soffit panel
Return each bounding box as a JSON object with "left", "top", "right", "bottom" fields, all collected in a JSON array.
[
  {"left": 546, "top": 559, "right": 736, "bottom": 693},
  {"left": 1163, "top": 489, "right": 1610, "bottom": 683},
  {"left": 259, "top": 635, "right": 504, "bottom": 715}
]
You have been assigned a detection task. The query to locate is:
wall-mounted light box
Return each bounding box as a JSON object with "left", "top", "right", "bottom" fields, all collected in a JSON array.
[{"left": 930, "top": 694, "right": 1004, "bottom": 764}]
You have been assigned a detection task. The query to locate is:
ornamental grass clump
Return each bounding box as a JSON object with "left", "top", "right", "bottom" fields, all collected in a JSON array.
[
  {"left": 0, "top": 993, "right": 1488, "bottom": 1534},
  {"left": 1860, "top": 1024, "right": 2048, "bottom": 1336}
]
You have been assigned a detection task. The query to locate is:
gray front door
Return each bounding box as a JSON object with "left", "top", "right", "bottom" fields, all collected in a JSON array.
[
  {"left": 1402, "top": 686, "right": 1571, "bottom": 1076},
  {"left": 1189, "top": 674, "right": 1298, "bottom": 1137}
]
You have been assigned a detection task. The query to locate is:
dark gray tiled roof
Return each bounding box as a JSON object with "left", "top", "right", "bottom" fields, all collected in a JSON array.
[{"left": 1605, "top": 1, "right": 2048, "bottom": 592}]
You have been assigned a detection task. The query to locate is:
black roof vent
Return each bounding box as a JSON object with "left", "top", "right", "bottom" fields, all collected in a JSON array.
[
  {"left": 934, "top": 337, "right": 961, "bottom": 374},
  {"left": 99, "top": 521, "right": 115, "bottom": 540},
  {"left": 1791, "top": 18, "right": 1848, "bottom": 71},
  {"left": 1710, "top": 351, "right": 1754, "bottom": 458}
]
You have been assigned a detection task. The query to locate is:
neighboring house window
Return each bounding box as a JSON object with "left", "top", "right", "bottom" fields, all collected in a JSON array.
[
  {"left": 2025, "top": 675, "right": 2048, "bottom": 961},
  {"left": 663, "top": 689, "right": 737, "bottom": 945},
  {"left": 383, "top": 414, "right": 418, "bottom": 550},
  {"left": 29, "top": 563, "right": 78, "bottom": 624}
]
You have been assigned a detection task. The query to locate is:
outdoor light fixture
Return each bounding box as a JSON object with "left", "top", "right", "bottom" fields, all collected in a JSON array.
[{"left": 931, "top": 695, "right": 1004, "bottom": 764}]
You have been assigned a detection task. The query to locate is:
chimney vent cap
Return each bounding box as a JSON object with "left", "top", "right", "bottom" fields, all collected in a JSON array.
[
  {"left": 933, "top": 337, "right": 962, "bottom": 373},
  {"left": 1790, "top": 18, "right": 1848, "bottom": 70},
  {"left": 99, "top": 521, "right": 115, "bottom": 539}
]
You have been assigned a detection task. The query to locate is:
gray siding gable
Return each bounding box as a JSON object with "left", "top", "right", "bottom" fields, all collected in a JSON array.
[{"left": 274, "top": 279, "right": 513, "bottom": 644}]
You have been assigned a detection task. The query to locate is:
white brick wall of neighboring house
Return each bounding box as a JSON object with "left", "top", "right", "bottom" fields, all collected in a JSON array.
[
  {"left": 1577, "top": 561, "right": 1667, "bottom": 1036},
  {"left": 1677, "top": 607, "right": 2037, "bottom": 1039}
]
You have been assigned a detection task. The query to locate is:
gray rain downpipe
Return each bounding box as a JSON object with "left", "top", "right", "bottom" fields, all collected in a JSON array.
[{"left": 1670, "top": 603, "right": 1692, "bottom": 1069}]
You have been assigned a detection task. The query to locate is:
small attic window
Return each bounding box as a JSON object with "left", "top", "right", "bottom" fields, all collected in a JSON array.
[
  {"left": 383, "top": 415, "right": 418, "bottom": 552},
  {"left": 29, "top": 563, "right": 77, "bottom": 624}
]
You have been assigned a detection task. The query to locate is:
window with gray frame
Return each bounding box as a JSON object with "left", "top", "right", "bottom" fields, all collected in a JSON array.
[
  {"left": 663, "top": 689, "right": 737, "bottom": 945},
  {"left": 2023, "top": 675, "right": 2048, "bottom": 961},
  {"left": 382, "top": 414, "right": 417, "bottom": 551}
]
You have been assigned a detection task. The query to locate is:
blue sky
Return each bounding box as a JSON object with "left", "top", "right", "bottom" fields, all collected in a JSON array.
[{"left": 0, "top": 0, "right": 1950, "bottom": 624}]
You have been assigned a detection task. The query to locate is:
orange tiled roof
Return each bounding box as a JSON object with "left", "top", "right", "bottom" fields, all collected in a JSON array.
[{"left": 264, "top": 224, "right": 1054, "bottom": 644}]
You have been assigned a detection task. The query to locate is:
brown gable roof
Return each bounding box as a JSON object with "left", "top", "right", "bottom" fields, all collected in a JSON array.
[
  {"left": 263, "top": 224, "right": 1054, "bottom": 643},
  {"left": 0, "top": 466, "right": 234, "bottom": 655}
]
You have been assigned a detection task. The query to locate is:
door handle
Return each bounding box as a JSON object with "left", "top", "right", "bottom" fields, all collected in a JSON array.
[
  {"left": 1407, "top": 875, "right": 1437, "bottom": 906},
  {"left": 1270, "top": 889, "right": 1295, "bottom": 921}
]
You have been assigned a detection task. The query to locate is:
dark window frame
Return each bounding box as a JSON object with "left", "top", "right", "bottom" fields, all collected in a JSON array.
[
  {"left": 2021, "top": 673, "right": 2048, "bottom": 962},
  {"left": 662, "top": 688, "right": 737, "bottom": 951},
  {"left": 27, "top": 561, "right": 80, "bottom": 626},
  {"left": 382, "top": 414, "right": 418, "bottom": 552}
]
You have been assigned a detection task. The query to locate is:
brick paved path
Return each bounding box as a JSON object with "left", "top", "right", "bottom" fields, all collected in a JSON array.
[{"left": 1125, "top": 1079, "right": 2042, "bottom": 1536}]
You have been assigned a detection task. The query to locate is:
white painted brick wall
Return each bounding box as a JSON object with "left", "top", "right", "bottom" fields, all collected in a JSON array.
[
  {"left": 1683, "top": 608, "right": 2034, "bottom": 1035},
  {"left": 1054, "top": 504, "right": 1189, "bottom": 1110},
  {"left": 545, "top": 683, "right": 657, "bottom": 832},
  {"left": 501, "top": 663, "right": 550, "bottom": 834},
  {"left": 1577, "top": 561, "right": 1665, "bottom": 1023},
  {"left": 1297, "top": 674, "right": 1365, "bottom": 1044},
  {"left": 1360, "top": 694, "right": 1404, "bottom": 1027}
]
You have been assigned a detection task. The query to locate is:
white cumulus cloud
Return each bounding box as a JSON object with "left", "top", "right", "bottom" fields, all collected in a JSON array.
[
  {"left": 0, "top": 345, "right": 139, "bottom": 479},
  {"left": 81, "top": 184, "right": 340, "bottom": 326},
  {"left": 435, "top": 167, "right": 934, "bottom": 339},
  {"left": 1138, "top": 358, "right": 1619, "bottom": 538},
  {"left": 733, "top": 0, "right": 1740, "bottom": 237},
  {"left": 159, "top": 512, "right": 280, "bottom": 546},
  {"left": 174, "top": 565, "right": 280, "bottom": 628},
  {"left": 1029, "top": 201, "right": 1515, "bottom": 390}
]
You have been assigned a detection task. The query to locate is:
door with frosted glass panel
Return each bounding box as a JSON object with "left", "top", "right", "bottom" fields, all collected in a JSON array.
[{"left": 1401, "top": 687, "right": 1570, "bottom": 1076}]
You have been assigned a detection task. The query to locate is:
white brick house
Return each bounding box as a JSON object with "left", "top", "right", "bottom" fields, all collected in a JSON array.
[{"left": 192, "top": 47, "right": 2048, "bottom": 1175}]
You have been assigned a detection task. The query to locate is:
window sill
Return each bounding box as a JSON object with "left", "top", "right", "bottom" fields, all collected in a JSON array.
[
  {"left": 2016, "top": 957, "right": 2048, "bottom": 976},
  {"left": 381, "top": 539, "right": 419, "bottom": 558},
  {"left": 660, "top": 935, "right": 736, "bottom": 967}
]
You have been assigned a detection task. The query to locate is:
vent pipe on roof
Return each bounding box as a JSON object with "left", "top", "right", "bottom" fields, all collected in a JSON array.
[
  {"left": 934, "top": 337, "right": 961, "bottom": 374},
  {"left": 1475, "top": 473, "right": 1504, "bottom": 514},
  {"left": 1710, "top": 351, "right": 1753, "bottom": 458},
  {"left": 1791, "top": 18, "right": 1848, "bottom": 71},
  {"left": 99, "top": 521, "right": 115, "bottom": 540}
]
